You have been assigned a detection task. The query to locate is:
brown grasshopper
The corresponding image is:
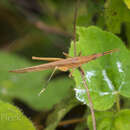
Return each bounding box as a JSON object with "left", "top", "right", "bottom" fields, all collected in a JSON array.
[{"left": 9, "top": 49, "right": 118, "bottom": 73}]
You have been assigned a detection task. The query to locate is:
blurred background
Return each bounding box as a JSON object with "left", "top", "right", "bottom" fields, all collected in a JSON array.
[{"left": 0, "top": 0, "right": 130, "bottom": 130}]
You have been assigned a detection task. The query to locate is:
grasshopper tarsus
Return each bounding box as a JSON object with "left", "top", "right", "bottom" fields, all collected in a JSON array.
[
  {"left": 103, "top": 48, "right": 119, "bottom": 56},
  {"left": 63, "top": 52, "right": 72, "bottom": 58},
  {"left": 38, "top": 88, "right": 46, "bottom": 96}
]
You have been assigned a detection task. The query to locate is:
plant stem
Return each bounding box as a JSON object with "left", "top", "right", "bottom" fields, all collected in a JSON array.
[
  {"left": 116, "top": 93, "right": 120, "bottom": 112},
  {"left": 73, "top": 0, "right": 80, "bottom": 57},
  {"left": 73, "top": 1, "right": 96, "bottom": 130},
  {"left": 79, "top": 67, "right": 96, "bottom": 130},
  {"left": 58, "top": 118, "right": 85, "bottom": 126}
]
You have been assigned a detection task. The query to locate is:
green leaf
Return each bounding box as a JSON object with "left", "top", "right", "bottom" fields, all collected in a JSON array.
[
  {"left": 123, "top": 0, "right": 130, "bottom": 9},
  {"left": 0, "top": 100, "right": 35, "bottom": 130},
  {"left": 104, "top": 0, "right": 130, "bottom": 33},
  {"left": 88, "top": 109, "right": 130, "bottom": 130},
  {"left": 0, "top": 51, "right": 74, "bottom": 110},
  {"left": 45, "top": 91, "right": 79, "bottom": 130},
  {"left": 69, "top": 26, "right": 130, "bottom": 111},
  {"left": 88, "top": 111, "right": 113, "bottom": 130},
  {"left": 113, "top": 109, "right": 130, "bottom": 130},
  {"left": 77, "top": 0, "right": 105, "bottom": 28}
]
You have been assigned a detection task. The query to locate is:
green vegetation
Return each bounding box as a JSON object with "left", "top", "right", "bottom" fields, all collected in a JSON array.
[{"left": 0, "top": 0, "right": 130, "bottom": 130}]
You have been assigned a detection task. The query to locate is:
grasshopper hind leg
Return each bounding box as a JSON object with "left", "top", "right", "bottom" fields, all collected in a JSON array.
[
  {"left": 69, "top": 68, "right": 75, "bottom": 78},
  {"left": 38, "top": 67, "right": 58, "bottom": 96},
  {"left": 63, "top": 52, "right": 72, "bottom": 58}
]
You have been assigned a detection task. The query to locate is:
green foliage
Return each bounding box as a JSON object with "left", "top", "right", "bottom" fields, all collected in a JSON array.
[
  {"left": 88, "top": 109, "right": 130, "bottom": 130},
  {"left": 45, "top": 91, "right": 79, "bottom": 130},
  {"left": 123, "top": 0, "right": 130, "bottom": 9},
  {"left": 0, "top": 0, "right": 130, "bottom": 129},
  {"left": 77, "top": 0, "right": 105, "bottom": 28},
  {"left": 104, "top": 0, "right": 130, "bottom": 33},
  {"left": 113, "top": 109, "right": 130, "bottom": 130},
  {"left": 0, "top": 51, "right": 74, "bottom": 110},
  {"left": 88, "top": 111, "right": 113, "bottom": 130},
  {"left": 69, "top": 26, "right": 130, "bottom": 111},
  {"left": 0, "top": 100, "right": 35, "bottom": 130}
]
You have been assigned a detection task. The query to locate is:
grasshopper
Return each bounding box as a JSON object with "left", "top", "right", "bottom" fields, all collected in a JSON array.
[
  {"left": 9, "top": 1, "right": 118, "bottom": 129},
  {"left": 9, "top": 49, "right": 118, "bottom": 74}
]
